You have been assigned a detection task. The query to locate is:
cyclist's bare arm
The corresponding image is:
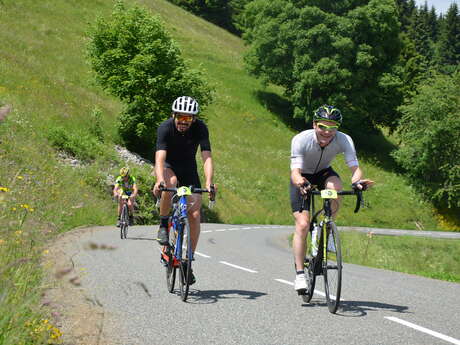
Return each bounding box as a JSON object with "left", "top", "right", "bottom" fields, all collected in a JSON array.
[
  {"left": 201, "top": 150, "right": 215, "bottom": 196},
  {"left": 153, "top": 150, "right": 167, "bottom": 196},
  {"left": 113, "top": 184, "right": 121, "bottom": 198},
  {"left": 349, "top": 165, "right": 374, "bottom": 189}
]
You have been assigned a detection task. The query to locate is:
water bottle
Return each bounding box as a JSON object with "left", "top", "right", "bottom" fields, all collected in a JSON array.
[{"left": 311, "top": 223, "right": 319, "bottom": 256}]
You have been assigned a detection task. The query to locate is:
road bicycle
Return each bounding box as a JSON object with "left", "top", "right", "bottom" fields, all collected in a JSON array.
[
  {"left": 158, "top": 185, "right": 214, "bottom": 302},
  {"left": 299, "top": 185, "right": 365, "bottom": 314},
  {"left": 119, "top": 194, "right": 130, "bottom": 239}
]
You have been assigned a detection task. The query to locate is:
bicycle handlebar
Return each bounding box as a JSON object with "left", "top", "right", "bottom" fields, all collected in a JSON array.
[
  {"left": 156, "top": 184, "right": 216, "bottom": 209},
  {"left": 302, "top": 186, "right": 364, "bottom": 213}
]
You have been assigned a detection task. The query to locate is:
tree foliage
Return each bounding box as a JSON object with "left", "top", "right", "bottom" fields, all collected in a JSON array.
[
  {"left": 87, "top": 1, "right": 213, "bottom": 157},
  {"left": 167, "top": 0, "right": 252, "bottom": 35},
  {"left": 392, "top": 72, "right": 460, "bottom": 210},
  {"left": 241, "top": 0, "right": 403, "bottom": 129},
  {"left": 436, "top": 3, "right": 460, "bottom": 71}
]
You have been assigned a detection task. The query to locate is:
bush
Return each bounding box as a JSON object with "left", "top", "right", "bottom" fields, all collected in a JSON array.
[
  {"left": 47, "top": 126, "right": 104, "bottom": 162},
  {"left": 87, "top": 1, "right": 213, "bottom": 158},
  {"left": 392, "top": 72, "right": 460, "bottom": 210}
]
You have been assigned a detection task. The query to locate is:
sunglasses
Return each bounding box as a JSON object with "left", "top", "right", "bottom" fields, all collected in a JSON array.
[
  {"left": 175, "top": 114, "right": 194, "bottom": 123},
  {"left": 317, "top": 123, "right": 339, "bottom": 131}
]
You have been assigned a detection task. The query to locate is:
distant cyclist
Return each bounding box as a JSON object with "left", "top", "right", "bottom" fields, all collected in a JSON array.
[
  {"left": 290, "top": 105, "right": 374, "bottom": 292},
  {"left": 113, "top": 167, "right": 138, "bottom": 227},
  {"left": 153, "top": 96, "right": 215, "bottom": 284}
]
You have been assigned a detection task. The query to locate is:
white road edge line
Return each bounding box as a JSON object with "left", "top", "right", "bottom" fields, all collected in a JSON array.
[
  {"left": 385, "top": 317, "right": 460, "bottom": 345},
  {"left": 220, "top": 261, "right": 257, "bottom": 273},
  {"left": 194, "top": 251, "right": 211, "bottom": 258}
]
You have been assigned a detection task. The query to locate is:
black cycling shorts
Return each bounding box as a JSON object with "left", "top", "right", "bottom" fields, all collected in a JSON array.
[
  {"left": 165, "top": 163, "right": 201, "bottom": 188},
  {"left": 290, "top": 167, "right": 340, "bottom": 213}
]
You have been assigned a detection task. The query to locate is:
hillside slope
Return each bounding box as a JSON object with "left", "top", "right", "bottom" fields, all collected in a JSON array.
[{"left": 0, "top": 0, "right": 447, "bottom": 232}]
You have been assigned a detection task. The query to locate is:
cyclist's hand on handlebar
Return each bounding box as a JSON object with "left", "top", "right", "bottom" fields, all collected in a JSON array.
[
  {"left": 207, "top": 183, "right": 217, "bottom": 201},
  {"left": 295, "top": 178, "right": 311, "bottom": 195},
  {"left": 352, "top": 179, "right": 374, "bottom": 191},
  {"left": 153, "top": 181, "right": 166, "bottom": 197}
]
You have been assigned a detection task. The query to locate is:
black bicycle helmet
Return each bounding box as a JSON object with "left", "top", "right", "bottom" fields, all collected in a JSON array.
[{"left": 313, "top": 105, "right": 342, "bottom": 125}]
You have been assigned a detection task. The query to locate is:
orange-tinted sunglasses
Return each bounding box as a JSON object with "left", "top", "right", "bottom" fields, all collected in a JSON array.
[{"left": 175, "top": 114, "right": 194, "bottom": 123}]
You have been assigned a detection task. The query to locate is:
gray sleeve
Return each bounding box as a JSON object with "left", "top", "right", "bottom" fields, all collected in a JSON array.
[
  {"left": 290, "top": 134, "right": 304, "bottom": 170},
  {"left": 342, "top": 134, "right": 359, "bottom": 167}
]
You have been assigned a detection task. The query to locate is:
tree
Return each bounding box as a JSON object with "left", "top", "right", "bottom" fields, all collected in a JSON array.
[
  {"left": 87, "top": 1, "right": 213, "bottom": 157},
  {"left": 436, "top": 3, "right": 460, "bottom": 69},
  {"left": 241, "top": 0, "right": 402, "bottom": 130},
  {"left": 392, "top": 72, "right": 460, "bottom": 210}
]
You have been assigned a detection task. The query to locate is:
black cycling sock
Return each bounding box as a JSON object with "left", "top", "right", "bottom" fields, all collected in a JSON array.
[
  {"left": 296, "top": 270, "right": 304, "bottom": 275},
  {"left": 160, "top": 216, "right": 169, "bottom": 227}
]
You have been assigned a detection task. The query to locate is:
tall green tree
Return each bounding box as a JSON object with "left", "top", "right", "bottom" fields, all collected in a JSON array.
[
  {"left": 87, "top": 1, "right": 213, "bottom": 157},
  {"left": 436, "top": 3, "right": 460, "bottom": 69},
  {"left": 242, "top": 0, "right": 402, "bottom": 129},
  {"left": 392, "top": 72, "right": 460, "bottom": 210},
  {"left": 408, "top": 3, "right": 435, "bottom": 65}
]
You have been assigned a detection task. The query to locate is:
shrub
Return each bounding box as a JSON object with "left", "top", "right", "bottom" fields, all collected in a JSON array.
[
  {"left": 87, "top": 1, "right": 213, "bottom": 158},
  {"left": 47, "top": 126, "right": 104, "bottom": 162},
  {"left": 392, "top": 72, "right": 460, "bottom": 210}
]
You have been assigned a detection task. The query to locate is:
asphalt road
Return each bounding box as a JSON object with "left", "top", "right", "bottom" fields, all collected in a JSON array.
[{"left": 63, "top": 224, "right": 460, "bottom": 345}]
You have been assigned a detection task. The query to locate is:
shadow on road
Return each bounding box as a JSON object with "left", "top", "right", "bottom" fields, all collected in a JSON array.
[
  {"left": 301, "top": 298, "right": 409, "bottom": 317},
  {"left": 126, "top": 237, "right": 156, "bottom": 241},
  {"left": 185, "top": 289, "right": 267, "bottom": 304}
]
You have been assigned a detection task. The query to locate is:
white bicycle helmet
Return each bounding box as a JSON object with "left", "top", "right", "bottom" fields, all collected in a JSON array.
[{"left": 172, "top": 96, "right": 199, "bottom": 115}]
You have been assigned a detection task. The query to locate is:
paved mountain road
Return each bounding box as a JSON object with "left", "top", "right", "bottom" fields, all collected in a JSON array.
[{"left": 48, "top": 224, "right": 460, "bottom": 345}]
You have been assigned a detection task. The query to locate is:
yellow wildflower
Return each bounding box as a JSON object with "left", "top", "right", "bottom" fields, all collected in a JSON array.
[
  {"left": 12, "top": 207, "right": 16, "bottom": 211},
  {"left": 15, "top": 230, "right": 23, "bottom": 236},
  {"left": 43, "top": 249, "right": 49, "bottom": 255},
  {"left": 17, "top": 176, "right": 24, "bottom": 180},
  {"left": 0, "top": 186, "right": 9, "bottom": 192}
]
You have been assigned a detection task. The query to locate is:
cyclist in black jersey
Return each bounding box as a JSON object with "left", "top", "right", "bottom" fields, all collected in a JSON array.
[{"left": 153, "top": 96, "right": 215, "bottom": 283}]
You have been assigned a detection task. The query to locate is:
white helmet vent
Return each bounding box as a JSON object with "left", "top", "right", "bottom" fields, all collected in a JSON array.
[{"left": 172, "top": 96, "right": 199, "bottom": 115}]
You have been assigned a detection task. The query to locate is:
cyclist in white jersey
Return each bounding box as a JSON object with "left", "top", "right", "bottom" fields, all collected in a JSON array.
[{"left": 290, "top": 105, "right": 374, "bottom": 292}]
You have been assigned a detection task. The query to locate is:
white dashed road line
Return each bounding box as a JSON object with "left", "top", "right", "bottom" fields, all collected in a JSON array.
[
  {"left": 219, "top": 261, "right": 258, "bottom": 273},
  {"left": 274, "top": 279, "right": 329, "bottom": 298},
  {"left": 194, "top": 251, "right": 211, "bottom": 258},
  {"left": 385, "top": 317, "right": 460, "bottom": 345}
]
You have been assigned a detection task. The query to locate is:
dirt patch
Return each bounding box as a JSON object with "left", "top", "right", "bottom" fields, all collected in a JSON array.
[{"left": 43, "top": 227, "right": 119, "bottom": 345}]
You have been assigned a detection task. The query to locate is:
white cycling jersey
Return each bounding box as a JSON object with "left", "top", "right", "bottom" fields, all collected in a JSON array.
[{"left": 290, "top": 129, "right": 358, "bottom": 174}]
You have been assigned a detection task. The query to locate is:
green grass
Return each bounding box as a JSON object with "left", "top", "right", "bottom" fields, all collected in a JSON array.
[
  {"left": 341, "top": 232, "right": 460, "bottom": 282},
  {"left": 0, "top": 0, "right": 459, "bottom": 343}
]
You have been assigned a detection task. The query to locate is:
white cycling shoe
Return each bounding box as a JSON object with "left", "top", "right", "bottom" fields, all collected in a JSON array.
[{"left": 294, "top": 273, "right": 308, "bottom": 291}]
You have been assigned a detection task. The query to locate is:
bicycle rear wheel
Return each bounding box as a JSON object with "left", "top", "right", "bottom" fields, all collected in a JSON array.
[
  {"left": 120, "top": 204, "right": 129, "bottom": 239},
  {"left": 178, "top": 219, "right": 192, "bottom": 302},
  {"left": 302, "top": 226, "right": 317, "bottom": 303},
  {"left": 323, "top": 221, "right": 342, "bottom": 314}
]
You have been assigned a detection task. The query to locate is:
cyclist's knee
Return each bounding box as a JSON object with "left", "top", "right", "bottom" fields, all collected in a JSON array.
[
  {"left": 325, "top": 176, "right": 342, "bottom": 190},
  {"left": 295, "top": 219, "right": 309, "bottom": 232}
]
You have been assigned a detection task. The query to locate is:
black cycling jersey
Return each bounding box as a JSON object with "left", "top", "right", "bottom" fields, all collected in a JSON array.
[{"left": 156, "top": 118, "right": 211, "bottom": 187}]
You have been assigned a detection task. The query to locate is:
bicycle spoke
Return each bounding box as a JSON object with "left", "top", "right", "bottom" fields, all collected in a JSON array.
[{"left": 323, "top": 222, "right": 342, "bottom": 314}]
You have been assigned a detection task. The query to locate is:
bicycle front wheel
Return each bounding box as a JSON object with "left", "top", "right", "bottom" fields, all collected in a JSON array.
[
  {"left": 323, "top": 221, "right": 342, "bottom": 314},
  {"left": 165, "top": 232, "right": 176, "bottom": 293},
  {"left": 302, "top": 226, "right": 317, "bottom": 303},
  {"left": 120, "top": 204, "right": 129, "bottom": 239},
  {"left": 178, "top": 219, "right": 192, "bottom": 302}
]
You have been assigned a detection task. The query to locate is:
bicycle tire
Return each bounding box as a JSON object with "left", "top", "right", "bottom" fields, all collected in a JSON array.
[
  {"left": 120, "top": 204, "right": 129, "bottom": 239},
  {"left": 165, "top": 225, "right": 176, "bottom": 293},
  {"left": 179, "top": 219, "right": 192, "bottom": 302},
  {"left": 323, "top": 221, "right": 342, "bottom": 314},
  {"left": 302, "top": 226, "right": 317, "bottom": 303}
]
